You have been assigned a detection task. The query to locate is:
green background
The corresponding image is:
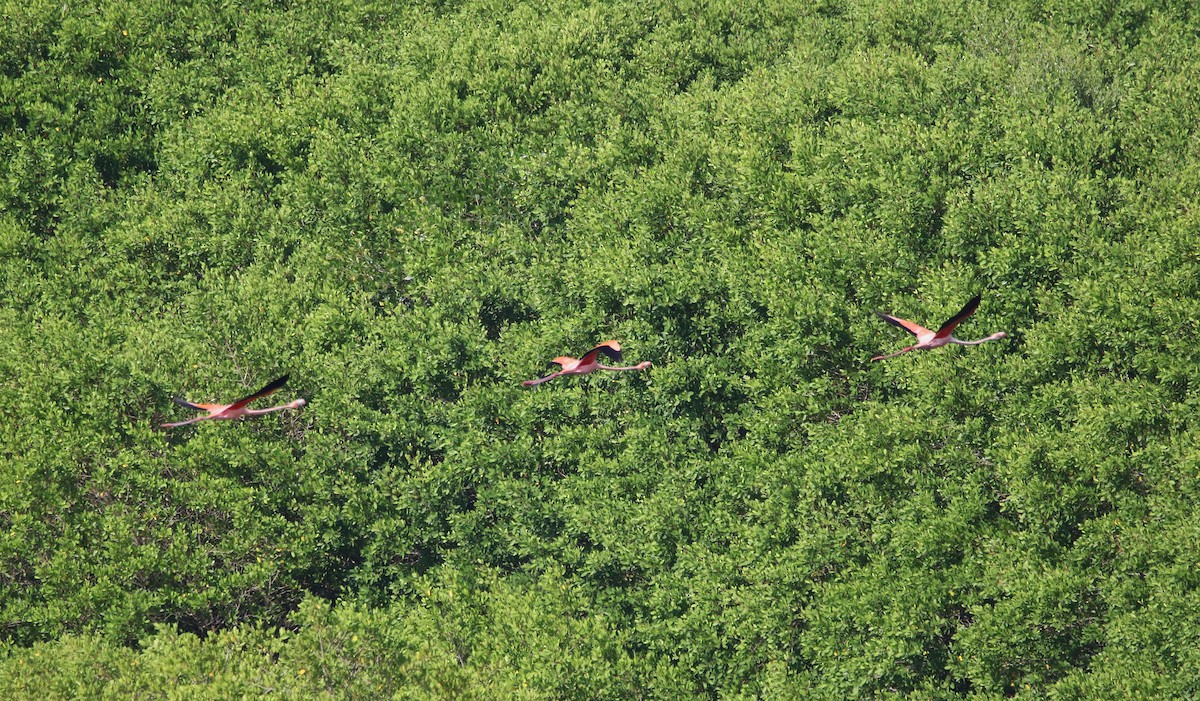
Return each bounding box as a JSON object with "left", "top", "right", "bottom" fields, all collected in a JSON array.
[{"left": 2, "top": 0, "right": 1198, "bottom": 697}]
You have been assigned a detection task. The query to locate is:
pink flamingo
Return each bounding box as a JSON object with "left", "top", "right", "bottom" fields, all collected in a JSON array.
[
  {"left": 162, "top": 375, "right": 306, "bottom": 428},
  {"left": 523, "top": 340, "right": 652, "bottom": 387},
  {"left": 872, "top": 296, "right": 1006, "bottom": 361}
]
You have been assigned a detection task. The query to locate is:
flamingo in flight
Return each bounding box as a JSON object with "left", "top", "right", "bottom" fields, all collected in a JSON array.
[
  {"left": 162, "top": 375, "right": 306, "bottom": 428},
  {"left": 523, "top": 340, "right": 652, "bottom": 387},
  {"left": 872, "top": 296, "right": 1006, "bottom": 361}
]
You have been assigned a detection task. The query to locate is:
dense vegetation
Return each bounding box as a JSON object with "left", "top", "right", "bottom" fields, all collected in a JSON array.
[{"left": 2, "top": 0, "right": 1199, "bottom": 696}]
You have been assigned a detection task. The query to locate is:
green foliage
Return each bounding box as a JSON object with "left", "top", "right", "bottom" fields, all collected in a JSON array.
[
  {"left": 3, "top": 0, "right": 1200, "bottom": 697},
  {"left": 0, "top": 569, "right": 639, "bottom": 700}
]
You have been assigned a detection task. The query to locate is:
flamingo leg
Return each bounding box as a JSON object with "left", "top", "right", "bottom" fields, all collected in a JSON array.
[
  {"left": 594, "top": 362, "right": 652, "bottom": 372},
  {"left": 951, "top": 333, "right": 1007, "bottom": 346},
  {"left": 871, "top": 346, "right": 919, "bottom": 362},
  {"left": 161, "top": 415, "right": 213, "bottom": 428},
  {"left": 523, "top": 372, "right": 565, "bottom": 387}
]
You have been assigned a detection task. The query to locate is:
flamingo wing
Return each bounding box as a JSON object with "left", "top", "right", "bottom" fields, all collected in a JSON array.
[
  {"left": 579, "top": 340, "right": 622, "bottom": 365},
  {"left": 875, "top": 312, "right": 930, "bottom": 337},
  {"left": 934, "top": 296, "right": 981, "bottom": 339},
  {"left": 172, "top": 396, "right": 221, "bottom": 412},
  {"left": 228, "top": 375, "right": 290, "bottom": 411}
]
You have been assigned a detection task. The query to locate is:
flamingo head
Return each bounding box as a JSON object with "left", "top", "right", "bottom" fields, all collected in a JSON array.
[{"left": 291, "top": 398, "right": 307, "bottom": 408}]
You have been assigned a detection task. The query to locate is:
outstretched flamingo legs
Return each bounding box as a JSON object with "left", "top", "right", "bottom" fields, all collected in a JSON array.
[
  {"left": 523, "top": 340, "right": 652, "bottom": 387},
  {"left": 162, "top": 375, "right": 306, "bottom": 428},
  {"left": 872, "top": 296, "right": 1006, "bottom": 361}
]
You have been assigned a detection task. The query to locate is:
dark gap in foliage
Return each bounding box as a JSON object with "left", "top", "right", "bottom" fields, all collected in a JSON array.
[
  {"left": 589, "top": 558, "right": 647, "bottom": 591},
  {"left": 93, "top": 150, "right": 158, "bottom": 190},
  {"left": 1052, "top": 500, "right": 1112, "bottom": 550},
  {"left": 0, "top": 106, "right": 30, "bottom": 133},
  {"left": 0, "top": 42, "right": 50, "bottom": 78},
  {"left": 395, "top": 539, "right": 448, "bottom": 576},
  {"left": 458, "top": 483, "right": 477, "bottom": 512},
  {"left": 479, "top": 294, "right": 538, "bottom": 341},
  {"left": 815, "top": 1, "right": 845, "bottom": 20},
  {"left": 297, "top": 542, "right": 365, "bottom": 601}
]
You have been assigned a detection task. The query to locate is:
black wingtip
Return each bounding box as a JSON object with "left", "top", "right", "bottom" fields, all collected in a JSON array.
[
  {"left": 258, "top": 374, "right": 290, "bottom": 394},
  {"left": 172, "top": 396, "right": 201, "bottom": 410},
  {"left": 595, "top": 345, "right": 622, "bottom": 362},
  {"left": 954, "top": 296, "right": 982, "bottom": 320},
  {"left": 230, "top": 374, "right": 290, "bottom": 406},
  {"left": 934, "top": 296, "right": 984, "bottom": 337}
]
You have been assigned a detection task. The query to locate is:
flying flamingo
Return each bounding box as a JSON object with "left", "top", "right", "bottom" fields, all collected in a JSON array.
[
  {"left": 523, "top": 340, "right": 652, "bottom": 387},
  {"left": 872, "top": 296, "right": 1006, "bottom": 361},
  {"left": 161, "top": 375, "right": 306, "bottom": 428}
]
